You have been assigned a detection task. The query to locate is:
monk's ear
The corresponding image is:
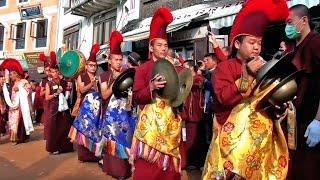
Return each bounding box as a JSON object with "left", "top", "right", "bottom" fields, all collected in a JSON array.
[
  {"left": 234, "top": 40, "right": 241, "bottom": 50},
  {"left": 149, "top": 44, "right": 154, "bottom": 53}
]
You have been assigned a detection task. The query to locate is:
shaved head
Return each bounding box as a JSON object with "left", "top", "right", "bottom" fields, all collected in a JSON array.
[{"left": 290, "top": 4, "right": 310, "bottom": 21}]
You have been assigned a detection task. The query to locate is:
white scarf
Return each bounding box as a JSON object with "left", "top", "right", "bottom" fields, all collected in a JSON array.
[
  {"left": 58, "top": 93, "right": 69, "bottom": 112},
  {"left": 3, "top": 82, "right": 34, "bottom": 135}
]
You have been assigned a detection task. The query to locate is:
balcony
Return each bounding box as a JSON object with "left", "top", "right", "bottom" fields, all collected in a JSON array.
[{"left": 70, "top": 0, "right": 118, "bottom": 17}]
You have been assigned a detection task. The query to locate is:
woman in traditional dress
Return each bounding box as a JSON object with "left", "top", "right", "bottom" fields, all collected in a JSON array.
[
  {"left": 0, "top": 74, "right": 7, "bottom": 137},
  {"left": 45, "top": 52, "right": 73, "bottom": 154},
  {"left": 1, "top": 58, "right": 33, "bottom": 145}
]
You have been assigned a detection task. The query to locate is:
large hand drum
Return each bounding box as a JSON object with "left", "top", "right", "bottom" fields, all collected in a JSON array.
[{"left": 59, "top": 50, "right": 86, "bottom": 78}]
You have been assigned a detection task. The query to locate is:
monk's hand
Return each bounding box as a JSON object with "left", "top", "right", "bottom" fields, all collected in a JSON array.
[
  {"left": 246, "top": 56, "right": 266, "bottom": 75},
  {"left": 304, "top": 119, "right": 320, "bottom": 147},
  {"left": 150, "top": 74, "right": 167, "bottom": 91},
  {"left": 208, "top": 32, "right": 219, "bottom": 48}
]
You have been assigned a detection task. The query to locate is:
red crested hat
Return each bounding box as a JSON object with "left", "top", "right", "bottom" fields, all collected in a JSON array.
[
  {"left": 230, "top": 0, "right": 289, "bottom": 46},
  {"left": 39, "top": 52, "right": 50, "bottom": 68},
  {"left": 0, "top": 58, "right": 24, "bottom": 75},
  {"left": 149, "top": 7, "right": 173, "bottom": 43},
  {"left": 109, "top": 31, "right": 123, "bottom": 55},
  {"left": 88, "top": 44, "right": 100, "bottom": 62},
  {"left": 49, "top": 51, "right": 58, "bottom": 69}
]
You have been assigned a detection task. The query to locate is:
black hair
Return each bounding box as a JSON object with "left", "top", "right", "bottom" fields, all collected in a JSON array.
[{"left": 290, "top": 4, "right": 310, "bottom": 22}]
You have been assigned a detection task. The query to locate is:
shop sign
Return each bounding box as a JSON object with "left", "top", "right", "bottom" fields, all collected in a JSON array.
[
  {"left": 19, "top": 5, "right": 43, "bottom": 20},
  {"left": 24, "top": 52, "right": 43, "bottom": 67},
  {"left": 170, "top": 26, "right": 208, "bottom": 42}
]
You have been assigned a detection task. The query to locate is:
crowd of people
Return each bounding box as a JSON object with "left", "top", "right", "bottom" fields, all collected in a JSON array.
[{"left": 0, "top": 1, "right": 320, "bottom": 180}]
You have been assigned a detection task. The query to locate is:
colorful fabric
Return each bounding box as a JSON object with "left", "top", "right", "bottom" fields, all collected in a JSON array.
[
  {"left": 69, "top": 91, "right": 102, "bottom": 151},
  {"left": 100, "top": 95, "right": 138, "bottom": 159},
  {"left": 132, "top": 98, "right": 182, "bottom": 172},
  {"left": 202, "top": 81, "right": 289, "bottom": 180}
]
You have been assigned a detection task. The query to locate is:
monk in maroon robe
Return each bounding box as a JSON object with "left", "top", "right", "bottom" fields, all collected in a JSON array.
[
  {"left": 74, "top": 44, "right": 101, "bottom": 162},
  {"left": 45, "top": 52, "right": 73, "bottom": 154},
  {"left": 39, "top": 53, "right": 52, "bottom": 140},
  {"left": 285, "top": 5, "right": 320, "bottom": 180},
  {"left": 100, "top": 32, "right": 131, "bottom": 179},
  {"left": 132, "top": 7, "right": 182, "bottom": 180},
  {"left": 181, "top": 60, "right": 205, "bottom": 168}
]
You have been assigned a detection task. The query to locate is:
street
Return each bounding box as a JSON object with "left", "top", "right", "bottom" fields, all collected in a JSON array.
[{"left": 0, "top": 126, "right": 201, "bottom": 180}]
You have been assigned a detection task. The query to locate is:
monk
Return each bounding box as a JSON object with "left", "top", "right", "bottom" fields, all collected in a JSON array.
[
  {"left": 285, "top": 4, "right": 320, "bottom": 180},
  {"left": 181, "top": 60, "right": 205, "bottom": 168},
  {"left": 70, "top": 44, "right": 101, "bottom": 162},
  {"left": 39, "top": 53, "right": 51, "bottom": 139},
  {"left": 203, "top": 0, "right": 290, "bottom": 179},
  {"left": 99, "top": 31, "right": 132, "bottom": 179},
  {"left": 131, "top": 7, "right": 182, "bottom": 180},
  {"left": 45, "top": 52, "right": 73, "bottom": 154}
]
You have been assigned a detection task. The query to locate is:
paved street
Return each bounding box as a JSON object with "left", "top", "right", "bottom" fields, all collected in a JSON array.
[{"left": 0, "top": 125, "right": 202, "bottom": 180}]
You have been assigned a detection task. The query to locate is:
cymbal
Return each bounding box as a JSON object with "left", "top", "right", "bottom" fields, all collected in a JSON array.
[
  {"left": 152, "top": 58, "right": 179, "bottom": 101},
  {"left": 171, "top": 68, "right": 193, "bottom": 107},
  {"left": 112, "top": 68, "right": 135, "bottom": 98}
]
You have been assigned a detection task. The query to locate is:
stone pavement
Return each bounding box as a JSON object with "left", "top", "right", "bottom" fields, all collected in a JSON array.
[{"left": 0, "top": 125, "right": 202, "bottom": 180}]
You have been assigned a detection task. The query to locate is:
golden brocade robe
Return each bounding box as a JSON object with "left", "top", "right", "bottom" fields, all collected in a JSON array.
[
  {"left": 202, "top": 81, "right": 289, "bottom": 180},
  {"left": 132, "top": 98, "right": 182, "bottom": 171}
]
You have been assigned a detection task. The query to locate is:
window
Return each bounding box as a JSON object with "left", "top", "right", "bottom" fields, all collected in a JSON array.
[
  {"left": 0, "top": 24, "right": 4, "bottom": 51},
  {"left": 63, "top": 24, "right": 80, "bottom": 50},
  {"left": 11, "top": 22, "right": 26, "bottom": 49},
  {"left": 0, "top": 0, "right": 6, "bottom": 7},
  {"left": 31, "top": 19, "right": 48, "bottom": 48},
  {"left": 93, "top": 15, "right": 116, "bottom": 45},
  {"left": 18, "top": 0, "right": 28, "bottom": 2}
]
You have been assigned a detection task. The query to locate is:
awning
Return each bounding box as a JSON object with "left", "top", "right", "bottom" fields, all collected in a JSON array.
[
  {"left": 123, "top": 4, "right": 212, "bottom": 42},
  {"left": 209, "top": 0, "right": 320, "bottom": 29},
  {"left": 70, "top": 0, "right": 118, "bottom": 17}
]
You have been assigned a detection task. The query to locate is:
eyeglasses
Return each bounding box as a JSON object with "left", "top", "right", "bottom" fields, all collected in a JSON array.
[{"left": 87, "top": 64, "right": 97, "bottom": 67}]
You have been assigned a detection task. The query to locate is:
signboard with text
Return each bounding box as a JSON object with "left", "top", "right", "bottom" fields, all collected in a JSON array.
[{"left": 19, "top": 5, "right": 43, "bottom": 20}]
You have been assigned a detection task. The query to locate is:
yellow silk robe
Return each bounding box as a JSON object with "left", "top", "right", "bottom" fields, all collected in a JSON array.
[{"left": 203, "top": 81, "right": 289, "bottom": 180}]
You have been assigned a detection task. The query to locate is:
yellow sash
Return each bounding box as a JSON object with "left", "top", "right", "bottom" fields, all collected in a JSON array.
[
  {"left": 203, "top": 81, "right": 289, "bottom": 180},
  {"left": 132, "top": 98, "right": 182, "bottom": 171}
]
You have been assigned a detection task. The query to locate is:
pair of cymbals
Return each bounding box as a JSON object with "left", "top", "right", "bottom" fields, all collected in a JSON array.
[{"left": 152, "top": 59, "right": 193, "bottom": 107}]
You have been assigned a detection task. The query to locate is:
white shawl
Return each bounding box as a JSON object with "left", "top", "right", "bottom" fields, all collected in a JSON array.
[{"left": 3, "top": 83, "right": 34, "bottom": 135}]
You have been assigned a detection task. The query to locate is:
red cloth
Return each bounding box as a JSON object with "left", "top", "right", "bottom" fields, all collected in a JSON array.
[
  {"left": 213, "top": 47, "right": 228, "bottom": 62},
  {"left": 183, "top": 74, "right": 204, "bottom": 122},
  {"left": 133, "top": 159, "right": 181, "bottom": 180},
  {"left": 103, "top": 154, "right": 131, "bottom": 178},
  {"left": 133, "top": 59, "right": 155, "bottom": 108},
  {"left": 33, "top": 86, "right": 43, "bottom": 110},
  {"left": 77, "top": 145, "right": 100, "bottom": 162},
  {"left": 212, "top": 58, "right": 243, "bottom": 125}
]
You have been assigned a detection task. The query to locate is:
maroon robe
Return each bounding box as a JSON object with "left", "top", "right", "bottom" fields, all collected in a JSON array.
[
  {"left": 100, "top": 69, "right": 131, "bottom": 178},
  {"left": 77, "top": 72, "right": 100, "bottom": 162},
  {"left": 183, "top": 74, "right": 205, "bottom": 150},
  {"left": 0, "top": 115, "right": 6, "bottom": 134},
  {"left": 41, "top": 78, "right": 49, "bottom": 140},
  {"left": 133, "top": 59, "right": 181, "bottom": 179},
  {"left": 212, "top": 58, "right": 244, "bottom": 125},
  {"left": 287, "top": 32, "right": 320, "bottom": 180},
  {"left": 46, "top": 80, "right": 73, "bottom": 153}
]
